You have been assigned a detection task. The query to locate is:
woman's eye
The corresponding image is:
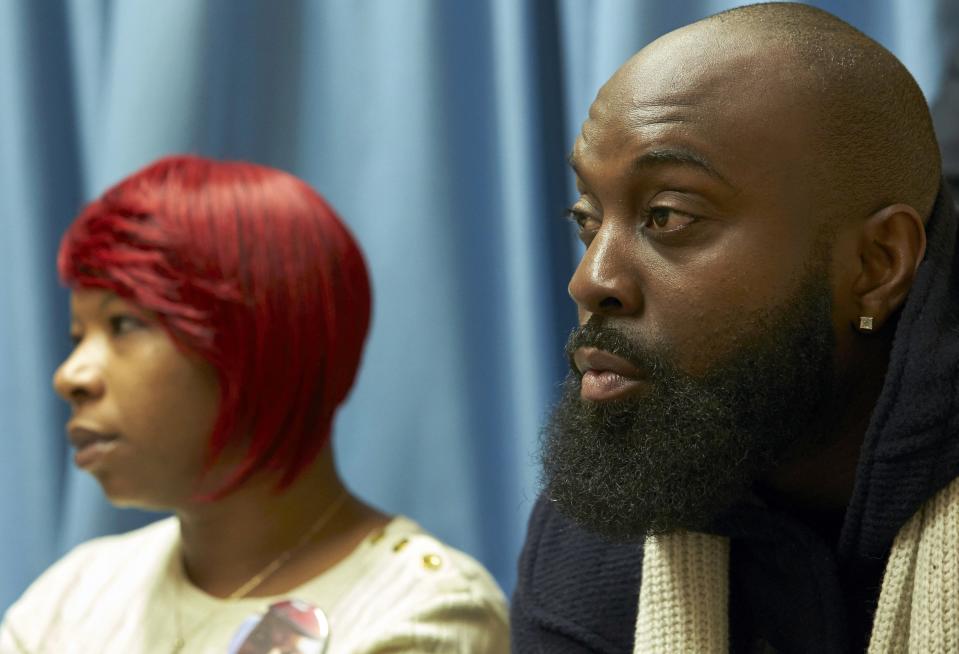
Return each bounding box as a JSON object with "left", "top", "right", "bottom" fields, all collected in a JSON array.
[
  {"left": 646, "top": 207, "right": 695, "bottom": 232},
  {"left": 109, "top": 314, "right": 146, "bottom": 336}
]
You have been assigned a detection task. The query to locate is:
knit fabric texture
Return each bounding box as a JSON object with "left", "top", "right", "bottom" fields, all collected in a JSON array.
[
  {"left": 511, "top": 496, "right": 643, "bottom": 653},
  {"left": 634, "top": 532, "right": 729, "bottom": 653},
  {"left": 868, "top": 474, "right": 959, "bottom": 652},
  {"left": 632, "top": 476, "right": 959, "bottom": 653}
]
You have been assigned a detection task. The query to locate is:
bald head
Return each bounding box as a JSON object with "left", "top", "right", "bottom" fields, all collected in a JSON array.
[
  {"left": 597, "top": 2, "right": 941, "bottom": 223},
  {"left": 713, "top": 3, "right": 939, "bottom": 219}
]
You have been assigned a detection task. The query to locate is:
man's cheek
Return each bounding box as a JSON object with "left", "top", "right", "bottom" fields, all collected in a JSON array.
[{"left": 657, "top": 309, "right": 757, "bottom": 377}]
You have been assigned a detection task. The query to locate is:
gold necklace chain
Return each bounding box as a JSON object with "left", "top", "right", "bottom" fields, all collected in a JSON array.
[{"left": 171, "top": 490, "right": 349, "bottom": 653}]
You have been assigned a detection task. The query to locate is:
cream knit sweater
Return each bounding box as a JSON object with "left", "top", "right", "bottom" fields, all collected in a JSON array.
[{"left": 633, "top": 476, "right": 959, "bottom": 653}]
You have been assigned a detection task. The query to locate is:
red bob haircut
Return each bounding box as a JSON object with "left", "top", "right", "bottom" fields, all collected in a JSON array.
[{"left": 58, "top": 155, "right": 371, "bottom": 496}]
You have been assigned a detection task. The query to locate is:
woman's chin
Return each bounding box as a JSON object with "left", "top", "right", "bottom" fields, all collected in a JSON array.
[{"left": 96, "top": 477, "right": 176, "bottom": 513}]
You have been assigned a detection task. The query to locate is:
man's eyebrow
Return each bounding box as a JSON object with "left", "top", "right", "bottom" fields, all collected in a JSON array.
[
  {"left": 631, "top": 148, "right": 733, "bottom": 188},
  {"left": 567, "top": 148, "right": 734, "bottom": 189}
]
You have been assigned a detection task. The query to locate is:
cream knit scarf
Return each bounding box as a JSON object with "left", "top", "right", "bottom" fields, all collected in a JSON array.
[{"left": 633, "top": 476, "right": 959, "bottom": 653}]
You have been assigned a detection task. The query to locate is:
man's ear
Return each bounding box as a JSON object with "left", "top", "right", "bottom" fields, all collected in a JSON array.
[{"left": 851, "top": 204, "right": 926, "bottom": 331}]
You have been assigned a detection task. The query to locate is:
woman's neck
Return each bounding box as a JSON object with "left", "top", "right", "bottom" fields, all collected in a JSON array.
[{"left": 175, "top": 450, "right": 389, "bottom": 598}]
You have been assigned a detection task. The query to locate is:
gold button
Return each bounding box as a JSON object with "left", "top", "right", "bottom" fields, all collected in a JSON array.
[
  {"left": 369, "top": 528, "right": 385, "bottom": 545},
  {"left": 422, "top": 553, "right": 443, "bottom": 570},
  {"left": 392, "top": 537, "right": 410, "bottom": 552}
]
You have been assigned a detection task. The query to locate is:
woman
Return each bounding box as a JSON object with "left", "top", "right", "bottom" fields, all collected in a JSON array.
[{"left": 0, "top": 156, "right": 508, "bottom": 653}]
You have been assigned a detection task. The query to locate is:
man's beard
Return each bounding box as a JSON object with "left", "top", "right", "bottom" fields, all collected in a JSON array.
[{"left": 540, "top": 268, "right": 838, "bottom": 542}]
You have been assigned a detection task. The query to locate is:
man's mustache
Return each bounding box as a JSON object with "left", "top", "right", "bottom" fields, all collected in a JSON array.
[{"left": 564, "top": 317, "right": 662, "bottom": 378}]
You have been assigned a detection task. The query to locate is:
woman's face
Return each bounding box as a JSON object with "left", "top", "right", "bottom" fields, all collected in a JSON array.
[{"left": 53, "top": 289, "right": 221, "bottom": 509}]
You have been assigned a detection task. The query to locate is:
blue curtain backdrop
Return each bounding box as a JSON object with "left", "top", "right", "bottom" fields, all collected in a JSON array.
[{"left": 1, "top": 0, "right": 957, "bottom": 612}]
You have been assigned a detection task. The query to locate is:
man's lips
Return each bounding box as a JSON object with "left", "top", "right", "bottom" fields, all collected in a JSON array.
[
  {"left": 67, "top": 423, "right": 119, "bottom": 469},
  {"left": 573, "top": 347, "right": 646, "bottom": 401}
]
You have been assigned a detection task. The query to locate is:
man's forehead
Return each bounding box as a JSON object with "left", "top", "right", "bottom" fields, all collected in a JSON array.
[
  {"left": 572, "top": 26, "right": 813, "bottom": 175},
  {"left": 606, "top": 25, "right": 785, "bottom": 114}
]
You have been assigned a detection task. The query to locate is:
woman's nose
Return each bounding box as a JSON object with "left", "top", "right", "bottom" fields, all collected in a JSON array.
[{"left": 52, "top": 346, "right": 105, "bottom": 407}]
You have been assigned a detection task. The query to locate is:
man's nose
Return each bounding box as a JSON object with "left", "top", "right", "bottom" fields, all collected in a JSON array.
[
  {"left": 567, "top": 225, "right": 643, "bottom": 318},
  {"left": 52, "top": 344, "right": 106, "bottom": 408}
]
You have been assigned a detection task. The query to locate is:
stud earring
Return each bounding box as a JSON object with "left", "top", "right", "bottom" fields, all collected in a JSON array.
[{"left": 858, "top": 316, "right": 874, "bottom": 332}]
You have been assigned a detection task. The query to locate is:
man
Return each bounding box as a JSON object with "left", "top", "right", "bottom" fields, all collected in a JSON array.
[{"left": 513, "top": 3, "right": 956, "bottom": 653}]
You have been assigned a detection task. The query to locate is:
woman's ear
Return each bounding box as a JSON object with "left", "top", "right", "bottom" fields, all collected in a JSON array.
[{"left": 851, "top": 204, "right": 926, "bottom": 332}]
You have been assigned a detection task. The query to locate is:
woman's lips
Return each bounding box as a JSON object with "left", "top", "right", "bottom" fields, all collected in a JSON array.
[
  {"left": 573, "top": 347, "right": 646, "bottom": 401},
  {"left": 67, "top": 424, "right": 119, "bottom": 469}
]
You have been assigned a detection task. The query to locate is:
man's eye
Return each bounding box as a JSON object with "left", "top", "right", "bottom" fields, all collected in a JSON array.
[
  {"left": 565, "top": 208, "right": 587, "bottom": 228},
  {"left": 109, "top": 314, "right": 146, "bottom": 335},
  {"left": 565, "top": 208, "right": 600, "bottom": 242},
  {"left": 645, "top": 207, "right": 695, "bottom": 232}
]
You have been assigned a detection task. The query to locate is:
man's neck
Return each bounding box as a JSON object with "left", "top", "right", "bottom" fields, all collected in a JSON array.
[{"left": 761, "top": 340, "right": 891, "bottom": 514}]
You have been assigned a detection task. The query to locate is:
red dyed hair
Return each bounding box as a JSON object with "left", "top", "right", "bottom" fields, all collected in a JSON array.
[{"left": 58, "top": 155, "right": 371, "bottom": 495}]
